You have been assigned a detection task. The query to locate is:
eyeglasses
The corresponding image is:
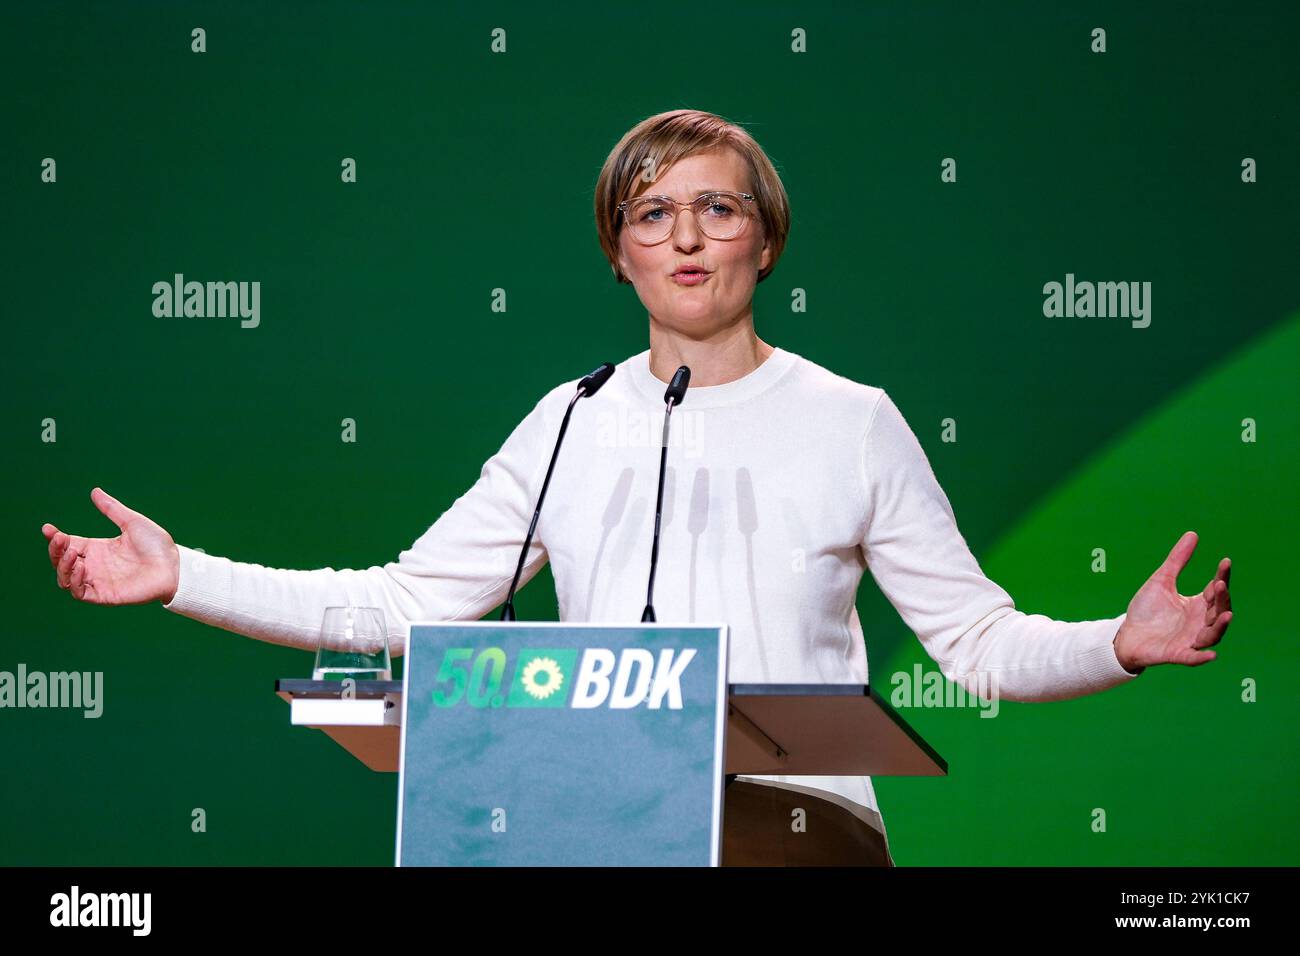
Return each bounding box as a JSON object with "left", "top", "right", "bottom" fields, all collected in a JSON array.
[{"left": 617, "top": 191, "right": 756, "bottom": 244}]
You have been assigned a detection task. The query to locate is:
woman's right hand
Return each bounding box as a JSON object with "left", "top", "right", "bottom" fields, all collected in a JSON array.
[{"left": 43, "top": 488, "right": 181, "bottom": 606}]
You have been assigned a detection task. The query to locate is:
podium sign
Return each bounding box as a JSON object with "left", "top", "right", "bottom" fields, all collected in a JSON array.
[{"left": 396, "top": 622, "right": 729, "bottom": 866}]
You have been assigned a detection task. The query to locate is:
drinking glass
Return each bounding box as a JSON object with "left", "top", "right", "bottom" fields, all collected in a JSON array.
[{"left": 312, "top": 606, "right": 391, "bottom": 681}]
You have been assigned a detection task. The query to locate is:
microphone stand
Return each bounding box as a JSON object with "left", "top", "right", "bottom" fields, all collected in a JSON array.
[
  {"left": 641, "top": 365, "right": 690, "bottom": 622},
  {"left": 500, "top": 362, "right": 614, "bottom": 621}
]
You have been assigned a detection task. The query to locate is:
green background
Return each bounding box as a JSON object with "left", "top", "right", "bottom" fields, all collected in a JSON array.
[{"left": 2, "top": 0, "right": 1296, "bottom": 865}]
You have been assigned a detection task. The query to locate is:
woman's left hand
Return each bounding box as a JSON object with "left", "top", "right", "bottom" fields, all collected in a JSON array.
[{"left": 1113, "top": 531, "right": 1233, "bottom": 674}]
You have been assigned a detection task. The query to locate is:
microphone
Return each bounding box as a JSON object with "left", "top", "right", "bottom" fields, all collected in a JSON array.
[
  {"left": 641, "top": 365, "right": 690, "bottom": 622},
  {"left": 500, "top": 362, "right": 615, "bottom": 621}
]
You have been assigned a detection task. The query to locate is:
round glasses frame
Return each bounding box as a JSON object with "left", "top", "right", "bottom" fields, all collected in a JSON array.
[{"left": 617, "top": 190, "right": 757, "bottom": 244}]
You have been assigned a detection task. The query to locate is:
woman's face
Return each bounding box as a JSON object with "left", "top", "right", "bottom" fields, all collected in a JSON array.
[{"left": 616, "top": 148, "right": 772, "bottom": 338}]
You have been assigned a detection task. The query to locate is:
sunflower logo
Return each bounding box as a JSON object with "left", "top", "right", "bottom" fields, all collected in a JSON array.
[{"left": 521, "top": 657, "right": 564, "bottom": 700}]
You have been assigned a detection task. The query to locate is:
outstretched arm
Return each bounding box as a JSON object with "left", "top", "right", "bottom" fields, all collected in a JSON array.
[
  {"left": 45, "top": 389, "right": 562, "bottom": 657},
  {"left": 861, "top": 390, "right": 1142, "bottom": 703}
]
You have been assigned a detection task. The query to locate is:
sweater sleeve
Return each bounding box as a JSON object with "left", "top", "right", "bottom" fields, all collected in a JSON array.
[
  {"left": 160, "top": 392, "right": 555, "bottom": 657},
  {"left": 859, "top": 389, "right": 1141, "bottom": 702}
]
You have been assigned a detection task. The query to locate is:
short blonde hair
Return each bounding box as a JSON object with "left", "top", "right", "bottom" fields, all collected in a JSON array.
[{"left": 594, "top": 109, "right": 791, "bottom": 285}]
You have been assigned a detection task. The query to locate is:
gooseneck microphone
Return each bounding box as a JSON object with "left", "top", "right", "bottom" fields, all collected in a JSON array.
[
  {"left": 641, "top": 365, "right": 690, "bottom": 622},
  {"left": 500, "top": 362, "right": 615, "bottom": 621}
]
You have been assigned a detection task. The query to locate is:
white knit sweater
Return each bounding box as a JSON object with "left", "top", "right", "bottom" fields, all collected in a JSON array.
[{"left": 162, "top": 346, "right": 1140, "bottom": 844}]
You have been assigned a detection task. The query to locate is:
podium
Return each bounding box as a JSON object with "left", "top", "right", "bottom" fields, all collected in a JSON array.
[{"left": 276, "top": 622, "right": 947, "bottom": 865}]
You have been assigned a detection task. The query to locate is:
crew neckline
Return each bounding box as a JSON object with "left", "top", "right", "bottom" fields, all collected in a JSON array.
[{"left": 627, "top": 346, "right": 798, "bottom": 409}]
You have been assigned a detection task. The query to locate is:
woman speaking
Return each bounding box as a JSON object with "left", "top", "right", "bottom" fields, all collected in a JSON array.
[{"left": 41, "top": 109, "right": 1234, "bottom": 866}]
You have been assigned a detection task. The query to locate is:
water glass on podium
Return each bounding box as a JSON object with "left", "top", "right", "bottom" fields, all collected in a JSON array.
[{"left": 312, "top": 606, "right": 391, "bottom": 681}]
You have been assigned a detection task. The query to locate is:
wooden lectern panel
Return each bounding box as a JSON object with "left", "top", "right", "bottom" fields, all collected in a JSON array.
[
  {"left": 276, "top": 680, "right": 946, "bottom": 777},
  {"left": 728, "top": 684, "right": 946, "bottom": 776}
]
